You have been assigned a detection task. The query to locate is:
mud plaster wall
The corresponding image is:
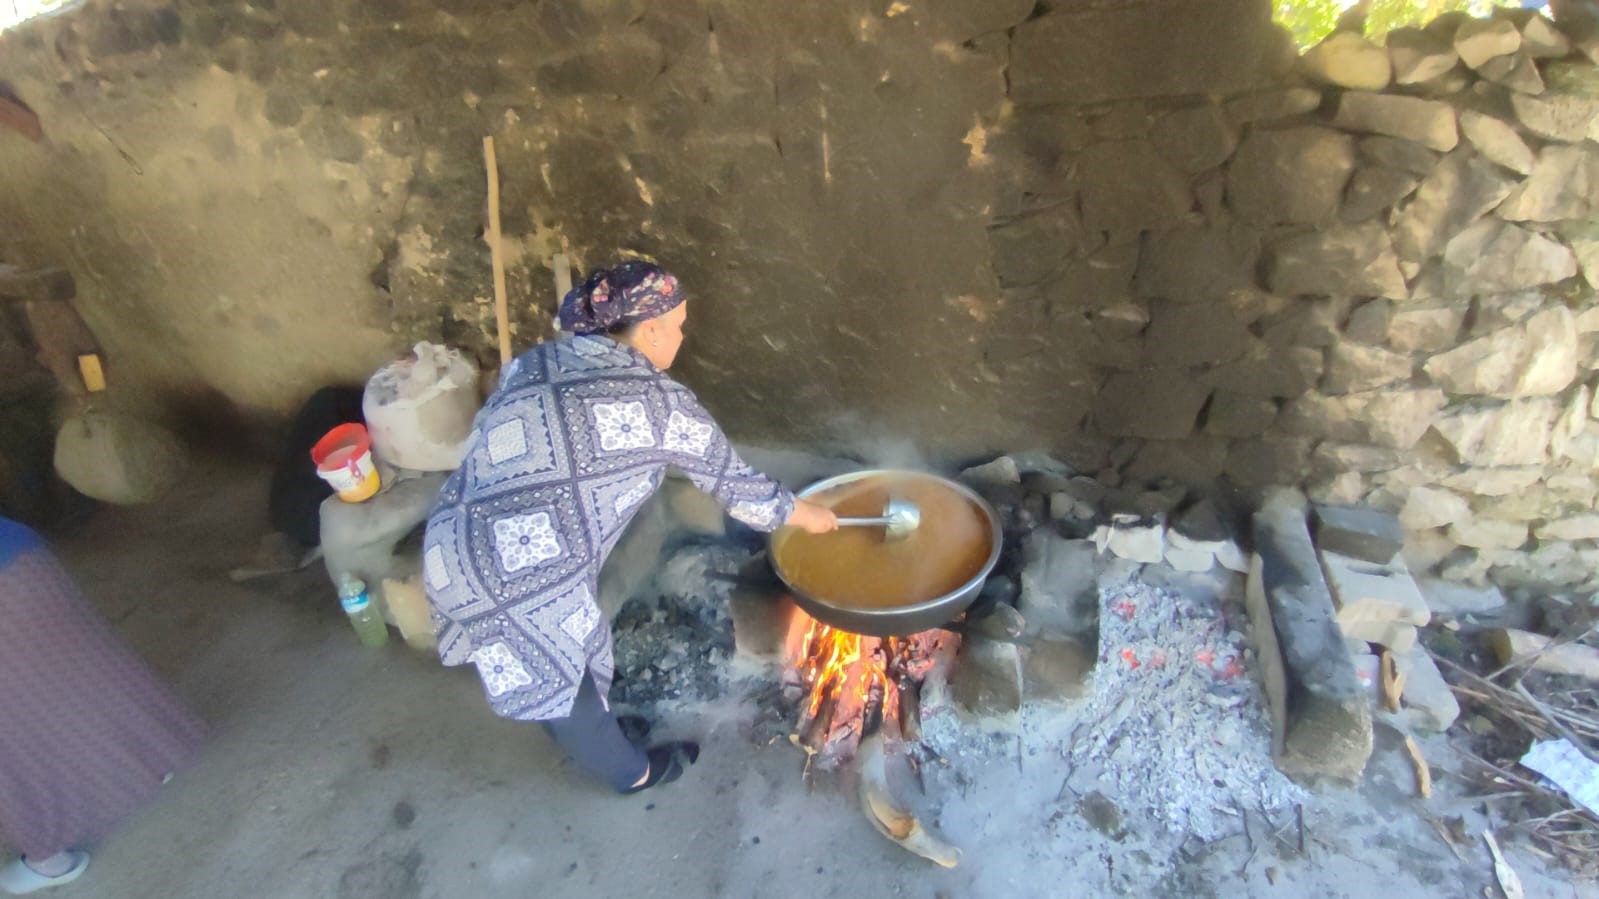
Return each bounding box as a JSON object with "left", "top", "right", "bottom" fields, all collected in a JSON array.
[
  {"left": 3, "top": 0, "right": 1196, "bottom": 448},
  {"left": 5, "top": 1, "right": 1599, "bottom": 591}
]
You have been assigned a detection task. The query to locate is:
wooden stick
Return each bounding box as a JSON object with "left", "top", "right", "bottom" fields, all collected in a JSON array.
[
  {"left": 1404, "top": 735, "right": 1433, "bottom": 799},
  {"left": 1381, "top": 650, "right": 1404, "bottom": 714},
  {"left": 483, "top": 137, "right": 512, "bottom": 366}
]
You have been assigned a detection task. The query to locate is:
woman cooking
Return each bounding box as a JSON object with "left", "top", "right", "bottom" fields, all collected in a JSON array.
[{"left": 424, "top": 261, "right": 837, "bottom": 794}]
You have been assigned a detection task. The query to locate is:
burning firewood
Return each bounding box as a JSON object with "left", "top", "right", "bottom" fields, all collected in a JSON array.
[{"left": 857, "top": 732, "right": 961, "bottom": 868}]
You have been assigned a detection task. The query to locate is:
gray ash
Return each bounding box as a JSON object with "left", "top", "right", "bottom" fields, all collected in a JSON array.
[{"left": 608, "top": 542, "right": 754, "bottom": 709}]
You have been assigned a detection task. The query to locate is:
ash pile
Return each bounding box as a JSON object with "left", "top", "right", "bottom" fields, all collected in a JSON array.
[
  {"left": 1066, "top": 570, "right": 1304, "bottom": 839},
  {"left": 609, "top": 542, "right": 752, "bottom": 709}
]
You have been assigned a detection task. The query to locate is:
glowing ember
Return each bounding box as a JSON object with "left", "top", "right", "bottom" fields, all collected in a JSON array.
[{"left": 783, "top": 608, "right": 956, "bottom": 769}]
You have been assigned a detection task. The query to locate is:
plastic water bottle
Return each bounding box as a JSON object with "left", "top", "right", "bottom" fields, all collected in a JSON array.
[{"left": 338, "top": 576, "right": 389, "bottom": 648}]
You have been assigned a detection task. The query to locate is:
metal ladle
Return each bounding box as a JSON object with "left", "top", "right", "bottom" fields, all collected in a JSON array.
[{"left": 835, "top": 499, "right": 922, "bottom": 541}]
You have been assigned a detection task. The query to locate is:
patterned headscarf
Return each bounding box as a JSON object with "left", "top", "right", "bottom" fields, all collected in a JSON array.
[{"left": 558, "top": 261, "right": 684, "bottom": 336}]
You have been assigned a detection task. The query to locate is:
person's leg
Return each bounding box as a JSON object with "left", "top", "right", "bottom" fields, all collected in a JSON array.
[{"left": 541, "top": 673, "right": 651, "bottom": 793}]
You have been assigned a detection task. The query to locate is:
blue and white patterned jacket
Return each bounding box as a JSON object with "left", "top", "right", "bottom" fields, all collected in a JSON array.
[{"left": 422, "top": 335, "right": 795, "bottom": 720}]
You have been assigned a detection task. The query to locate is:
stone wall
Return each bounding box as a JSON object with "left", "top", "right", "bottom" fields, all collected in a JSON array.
[{"left": 2, "top": 0, "right": 1599, "bottom": 590}]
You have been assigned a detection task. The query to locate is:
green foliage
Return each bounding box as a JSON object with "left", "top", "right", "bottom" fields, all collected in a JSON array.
[
  {"left": 1277, "top": 0, "right": 1348, "bottom": 49},
  {"left": 1275, "top": 0, "right": 1524, "bottom": 50}
]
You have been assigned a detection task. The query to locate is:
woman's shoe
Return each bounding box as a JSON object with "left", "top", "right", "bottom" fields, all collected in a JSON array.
[{"left": 0, "top": 852, "right": 90, "bottom": 895}]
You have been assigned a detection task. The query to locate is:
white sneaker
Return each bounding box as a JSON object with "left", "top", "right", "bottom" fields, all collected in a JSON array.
[{"left": 0, "top": 853, "right": 90, "bottom": 895}]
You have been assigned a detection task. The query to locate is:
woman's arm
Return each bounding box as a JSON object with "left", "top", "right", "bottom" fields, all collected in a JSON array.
[{"left": 657, "top": 382, "right": 836, "bottom": 534}]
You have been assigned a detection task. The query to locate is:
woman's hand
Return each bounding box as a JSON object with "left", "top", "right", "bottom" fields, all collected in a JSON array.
[{"left": 786, "top": 499, "right": 838, "bottom": 535}]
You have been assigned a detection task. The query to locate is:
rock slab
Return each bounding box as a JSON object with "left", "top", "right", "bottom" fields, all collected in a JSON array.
[
  {"left": 1252, "top": 489, "right": 1374, "bottom": 783},
  {"left": 1312, "top": 504, "right": 1404, "bottom": 564}
]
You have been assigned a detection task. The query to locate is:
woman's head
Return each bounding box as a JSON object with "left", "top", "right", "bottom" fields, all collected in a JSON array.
[{"left": 558, "top": 261, "right": 688, "bottom": 369}]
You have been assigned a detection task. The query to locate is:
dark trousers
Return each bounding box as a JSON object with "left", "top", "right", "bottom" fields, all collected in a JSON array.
[{"left": 542, "top": 672, "right": 649, "bottom": 793}]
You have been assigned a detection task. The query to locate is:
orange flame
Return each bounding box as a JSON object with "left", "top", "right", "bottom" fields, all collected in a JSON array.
[{"left": 786, "top": 611, "right": 901, "bottom": 726}]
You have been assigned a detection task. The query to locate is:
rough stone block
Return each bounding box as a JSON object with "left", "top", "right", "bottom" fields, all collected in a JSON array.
[
  {"left": 1260, "top": 297, "right": 1348, "bottom": 348},
  {"left": 1322, "top": 343, "right": 1413, "bottom": 395},
  {"left": 1394, "top": 649, "right": 1461, "bottom": 733},
  {"left": 1150, "top": 104, "right": 1237, "bottom": 174},
  {"left": 1252, "top": 489, "right": 1374, "bottom": 783},
  {"left": 1164, "top": 546, "right": 1217, "bottom": 572},
  {"left": 1398, "top": 485, "right": 1470, "bottom": 531},
  {"left": 1173, "top": 498, "right": 1228, "bottom": 543},
  {"left": 960, "top": 455, "right": 1022, "bottom": 489},
  {"left": 1092, "top": 369, "right": 1211, "bottom": 439},
  {"left": 1496, "top": 145, "right": 1599, "bottom": 223},
  {"left": 1387, "top": 304, "right": 1465, "bottom": 353},
  {"left": 1308, "top": 472, "right": 1368, "bottom": 507},
  {"left": 1312, "top": 442, "right": 1403, "bottom": 473},
  {"left": 1138, "top": 225, "right": 1260, "bottom": 302},
  {"left": 1225, "top": 88, "right": 1323, "bottom": 125},
  {"left": 1095, "top": 515, "right": 1166, "bottom": 565},
  {"left": 923, "top": 0, "right": 1036, "bottom": 42},
  {"left": 1333, "top": 92, "right": 1458, "bottom": 152},
  {"left": 1440, "top": 467, "right": 1542, "bottom": 496},
  {"left": 1337, "top": 618, "right": 1418, "bottom": 653},
  {"left": 1313, "top": 504, "right": 1404, "bottom": 564},
  {"left": 1300, "top": 31, "right": 1391, "bottom": 89},
  {"left": 1427, "top": 306, "right": 1579, "bottom": 399},
  {"left": 1386, "top": 27, "right": 1460, "bottom": 85},
  {"left": 1228, "top": 126, "right": 1356, "bottom": 225},
  {"left": 1205, "top": 392, "right": 1278, "bottom": 438},
  {"left": 989, "top": 210, "right": 1081, "bottom": 286},
  {"left": 1078, "top": 139, "right": 1192, "bottom": 234},
  {"left": 1343, "top": 299, "right": 1394, "bottom": 343},
  {"left": 1458, "top": 110, "right": 1536, "bottom": 175},
  {"left": 1123, "top": 437, "right": 1229, "bottom": 487},
  {"left": 1216, "top": 540, "right": 1249, "bottom": 573},
  {"left": 1359, "top": 135, "right": 1439, "bottom": 176},
  {"left": 1009, "top": 2, "right": 1287, "bottom": 104},
  {"left": 1448, "top": 517, "right": 1529, "bottom": 551},
  {"left": 1396, "top": 150, "right": 1519, "bottom": 265},
  {"left": 1018, "top": 532, "right": 1101, "bottom": 640},
  {"left": 1443, "top": 220, "right": 1578, "bottom": 295},
  {"left": 1520, "top": 13, "right": 1573, "bottom": 58},
  {"left": 1341, "top": 167, "right": 1420, "bottom": 223},
  {"left": 1455, "top": 18, "right": 1522, "bottom": 69},
  {"left": 1202, "top": 346, "right": 1325, "bottom": 399},
  {"left": 1143, "top": 301, "right": 1251, "bottom": 367},
  {"left": 1432, "top": 398, "right": 1559, "bottom": 467},
  {"left": 949, "top": 638, "right": 1024, "bottom": 722},
  {"left": 1266, "top": 221, "right": 1408, "bottom": 300},
  {"left": 1478, "top": 50, "right": 1545, "bottom": 94},
  {"left": 1416, "top": 577, "right": 1507, "bottom": 617},
  {"left": 1535, "top": 515, "right": 1599, "bottom": 541},
  {"left": 1279, "top": 388, "right": 1446, "bottom": 450},
  {"left": 1510, "top": 86, "right": 1599, "bottom": 143},
  {"left": 1320, "top": 549, "right": 1430, "bottom": 628},
  {"left": 1223, "top": 435, "right": 1314, "bottom": 487},
  {"left": 1045, "top": 241, "right": 1141, "bottom": 309}
]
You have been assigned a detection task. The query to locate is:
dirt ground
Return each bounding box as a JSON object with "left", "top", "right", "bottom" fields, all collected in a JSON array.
[{"left": 19, "top": 462, "right": 1596, "bottom": 898}]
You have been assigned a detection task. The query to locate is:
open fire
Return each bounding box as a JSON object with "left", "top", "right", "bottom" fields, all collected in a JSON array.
[{"left": 782, "top": 609, "right": 958, "bottom": 769}]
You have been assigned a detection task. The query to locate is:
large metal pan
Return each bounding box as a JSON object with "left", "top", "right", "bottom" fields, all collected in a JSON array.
[{"left": 768, "top": 469, "right": 1003, "bottom": 637}]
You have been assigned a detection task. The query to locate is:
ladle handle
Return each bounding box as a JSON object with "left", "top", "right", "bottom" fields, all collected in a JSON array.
[{"left": 835, "top": 516, "right": 893, "bottom": 527}]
